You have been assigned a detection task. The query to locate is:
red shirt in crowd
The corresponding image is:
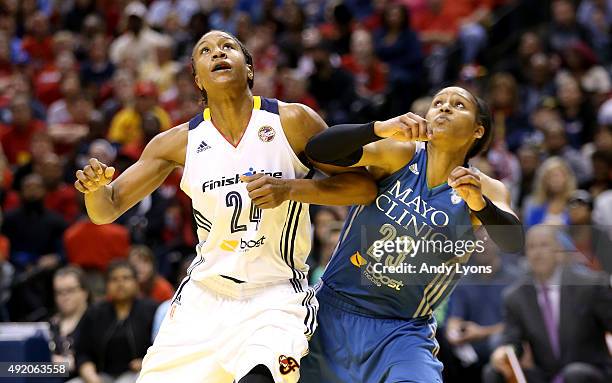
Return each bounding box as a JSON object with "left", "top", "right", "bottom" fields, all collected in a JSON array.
[
  {"left": 21, "top": 36, "right": 54, "bottom": 68},
  {"left": 148, "top": 276, "right": 174, "bottom": 303},
  {"left": 0, "top": 120, "right": 46, "bottom": 165},
  {"left": 341, "top": 55, "right": 388, "bottom": 95},
  {"left": 63, "top": 220, "right": 131, "bottom": 271},
  {"left": 44, "top": 185, "right": 79, "bottom": 224}
]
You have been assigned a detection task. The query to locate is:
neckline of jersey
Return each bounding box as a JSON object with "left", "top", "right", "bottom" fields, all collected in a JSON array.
[{"left": 203, "top": 96, "right": 262, "bottom": 149}]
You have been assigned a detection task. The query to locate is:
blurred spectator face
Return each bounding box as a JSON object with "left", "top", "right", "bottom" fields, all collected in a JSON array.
[
  {"left": 568, "top": 200, "right": 591, "bottom": 225},
  {"left": 37, "top": 153, "right": 63, "bottom": 188},
  {"left": 526, "top": 226, "right": 562, "bottom": 279},
  {"left": 134, "top": 82, "right": 158, "bottom": 114},
  {"left": 543, "top": 121, "right": 567, "bottom": 152},
  {"left": 89, "top": 34, "right": 108, "bottom": 63},
  {"left": 88, "top": 139, "right": 116, "bottom": 166},
  {"left": 594, "top": 126, "right": 612, "bottom": 152},
  {"left": 129, "top": 248, "right": 154, "bottom": 284},
  {"left": 383, "top": 3, "right": 407, "bottom": 30},
  {"left": 489, "top": 73, "right": 517, "bottom": 110},
  {"left": 156, "top": 38, "right": 173, "bottom": 65},
  {"left": 518, "top": 32, "right": 542, "bottom": 59},
  {"left": 142, "top": 113, "right": 161, "bottom": 142},
  {"left": 530, "top": 106, "right": 560, "bottom": 132},
  {"left": 591, "top": 151, "right": 611, "bottom": 182},
  {"left": 60, "top": 72, "right": 81, "bottom": 99},
  {"left": 552, "top": 0, "right": 575, "bottom": 26},
  {"left": 83, "top": 14, "right": 104, "bottom": 37},
  {"left": 53, "top": 31, "right": 75, "bottom": 56},
  {"left": 528, "top": 53, "right": 551, "bottom": 85},
  {"left": 314, "top": 208, "right": 339, "bottom": 242},
  {"left": 0, "top": 32, "right": 9, "bottom": 62},
  {"left": 56, "top": 51, "right": 77, "bottom": 74},
  {"left": 27, "top": 12, "right": 49, "bottom": 38},
  {"left": 218, "top": 0, "right": 237, "bottom": 12},
  {"left": 164, "top": 11, "right": 181, "bottom": 33},
  {"left": 71, "top": 98, "right": 94, "bottom": 124},
  {"left": 10, "top": 96, "right": 32, "bottom": 128},
  {"left": 545, "top": 165, "right": 570, "bottom": 195},
  {"left": 21, "top": 173, "right": 46, "bottom": 202},
  {"left": 283, "top": 71, "right": 308, "bottom": 102},
  {"left": 557, "top": 78, "right": 582, "bottom": 109},
  {"left": 30, "top": 132, "right": 54, "bottom": 162},
  {"left": 113, "top": 71, "right": 135, "bottom": 103},
  {"left": 54, "top": 272, "right": 88, "bottom": 316},
  {"left": 350, "top": 29, "right": 374, "bottom": 58},
  {"left": 518, "top": 145, "right": 539, "bottom": 176},
  {"left": 283, "top": 2, "right": 304, "bottom": 31},
  {"left": 107, "top": 265, "right": 139, "bottom": 302},
  {"left": 127, "top": 15, "right": 144, "bottom": 35}
]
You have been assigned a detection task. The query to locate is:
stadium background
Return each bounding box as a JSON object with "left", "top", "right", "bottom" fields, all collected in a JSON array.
[{"left": 0, "top": 0, "right": 610, "bottom": 382}]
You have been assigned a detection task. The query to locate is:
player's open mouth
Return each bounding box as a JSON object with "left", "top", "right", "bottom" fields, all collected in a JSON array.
[
  {"left": 434, "top": 115, "right": 450, "bottom": 122},
  {"left": 212, "top": 62, "right": 232, "bottom": 72}
]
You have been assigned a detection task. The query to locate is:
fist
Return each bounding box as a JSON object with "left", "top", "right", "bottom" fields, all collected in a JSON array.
[
  {"left": 240, "top": 173, "right": 290, "bottom": 209},
  {"left": 74, "top": 158, "right": 115, "bottom": 194},
  {"left": 448, "top": 166, "right": 486, "bottom": 211},
  {"left": 490, "top": 346, "right": 514, "bottom": 379},
  {"left": 374, "top": 112, "right": 431, "bottom": 142}
]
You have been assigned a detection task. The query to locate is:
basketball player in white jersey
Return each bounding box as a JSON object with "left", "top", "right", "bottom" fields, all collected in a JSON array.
[{"left": 74, "top": 30, "right": 377, "bottom": 383}]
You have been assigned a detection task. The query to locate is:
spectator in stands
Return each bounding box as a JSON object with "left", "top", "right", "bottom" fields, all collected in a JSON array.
[
  {"left": 306, "top": 40, "right": 356, "bottom": 125},
  {"left": 541, "top": 118, "right": 592, "bottom": 184},
  {"left": 445, "top": 238, "right": 518, "bottom": 382},
  {"left": 488, "top": 72, "right": 531, "bottom": 152},
  {"left": 342, "top": 28, "right": 387, "bottom": 100},
  {"left": 373, "top": 1, "right": 423, "bottom": 116},
  {"left": 496, "top": 31, "right": 544, "bottom": 83},
  {"left": 582, "top": 150, "right": 612, "bottom": 198},
  {"left": 556, "top": 76, "right": 596, "bottom": 149},
  {"left": 146, "top": 0, "right": 200, "bottom": 29},
  {"left": 139, "top": 35, "right": 181, "bottom": 96},
  {"left": 208, "top": 0, "right": 240, "bottom": 36},
  {"left": 109, "top": 1, "right": 165, "bottom": 68},
  {"left": 484, "top": 225, "right": 612, "bottom": 383},
  {"left": 107, "top": 81, "right": 170, "bottom": 146},
  {"left": 50, "top": 266, "right": 90, "bottom": 379},
  {"left": 20, "top": 11, "right": 53, "bottom": 70},
  {"left": 72, "top": 260, "right": 157, "bottom": 383},
  {"left": 523, "top": 157, "right": 576, "bottom": 228},
  {"left": 567, "top": 189, "right": 612, "bottom": 273},
  {"left": 35, "top": 152, "right": 79, "bottom": 223},
  {"left": 128, "top": 245, "right": 173, "bottom": 303},
  {"left": 521, "top": 53, "right": 557, "bottom": 116},
  {"left": 0, "top": 95, "right": 45, "bottom": 166},
  {"left": 577, "top": 0, "right": 611, "bottom": 63},
  {"left": 546, "top": 0, "right": 592, "bottom": 53},
  {"left": 1, "top": 173, "right": 66, "bottom": 271},
  {"left": 79, "top": 34, "right": 115, "bottom": 99},
  {"left": 63, "top": 198, "right": 130, "bottom": 273}
]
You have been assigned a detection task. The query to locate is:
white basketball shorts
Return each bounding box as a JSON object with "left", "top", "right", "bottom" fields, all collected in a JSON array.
[{"left": 137, "top": 275, "right": 318, "bottom": 383}]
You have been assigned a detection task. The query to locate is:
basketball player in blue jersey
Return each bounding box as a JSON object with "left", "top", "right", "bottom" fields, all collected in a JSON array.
[
  {"left": 73, "top": 30, "right": 377, "bottom": 383},
  {"left": 300, "top": 86, "right": 525, "bottom": 382}
]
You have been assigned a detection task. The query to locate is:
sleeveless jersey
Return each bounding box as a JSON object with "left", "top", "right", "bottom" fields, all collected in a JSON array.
[
  {"left": 322, "top": 142, "right": 475, "bottom": 319},
  {"left": 180, "top": 96, "right": 312, "bottom": 287}
]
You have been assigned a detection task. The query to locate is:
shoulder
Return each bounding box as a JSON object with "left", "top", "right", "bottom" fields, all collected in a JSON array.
[
  {"left": 142, "top": 122, "right": 188, "bottom": 165},
  {"left": 278, "top": 102, "right": 327, "bottom": 152}
]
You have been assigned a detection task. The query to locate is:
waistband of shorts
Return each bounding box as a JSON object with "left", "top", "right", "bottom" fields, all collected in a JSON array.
[
  {"left": 195, "top": 275, "right": 306, "bottom": 299},
  {"left": 316, "top": 280, "right": 390, "bottom": 318},
  {"left": 317, "top": 280, "right": 433, "bottom": 324}
]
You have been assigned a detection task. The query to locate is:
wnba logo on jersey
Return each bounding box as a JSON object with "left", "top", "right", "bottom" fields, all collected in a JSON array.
[
  {"left": 258, "top": 125, "right": 276, "bottom": 142},
  {"left": 278, "top": 355, "right": 299, "bottom": 375}
]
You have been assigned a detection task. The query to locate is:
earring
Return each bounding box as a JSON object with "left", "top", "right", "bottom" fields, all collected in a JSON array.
[{"left": 248, "top": 73, "right": 253, "bottom": 80}]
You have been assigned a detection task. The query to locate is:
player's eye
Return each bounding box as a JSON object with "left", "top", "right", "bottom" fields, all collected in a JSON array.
[
  {"left": 434, "top": 100, "right": 442, "bottom": 107},
  {"left": 201, "top": 47, "right": 210, "bottom": 54},
  {"left": 456, "top": 102, "right": 465, "bottom": 109},
  {"left": 223, "top": 43, "right": 233, "bottom": 49}
]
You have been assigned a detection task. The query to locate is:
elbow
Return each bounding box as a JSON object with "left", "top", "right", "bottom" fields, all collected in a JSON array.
[
  {"left": 354, "top": 179, "right": 378, "bottom": 205},
  {"left": 86, "top": 208, "right": 118, "bottom": 225}
]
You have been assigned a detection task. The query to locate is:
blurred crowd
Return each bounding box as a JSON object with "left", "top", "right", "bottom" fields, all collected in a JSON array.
[{"left": 0, "top": 0, "right": 611, "bottom": 382}]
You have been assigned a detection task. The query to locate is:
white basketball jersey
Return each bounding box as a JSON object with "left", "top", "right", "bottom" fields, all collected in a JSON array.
[{"left": 180, "top": 96, "right": 312, "bottom": 287}]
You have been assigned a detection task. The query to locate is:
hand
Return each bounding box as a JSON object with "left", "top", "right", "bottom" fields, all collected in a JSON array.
[
  {"left": 374, "top": 112, "right": 431, "bottom": 142},
  {"left": 129, "top": 358, "right": 143, "bottom": 372},
  {"left": 448, "top": 166, "right": 486, "bottom": 211},
  {"left": 490, "top": 346, "right": 514, "bottom": 379},
  {"left": 37, "top": 254, "right": 60, "bottom": 270},
  {"left": 459, "top": 321, "right": 488, "bottom": 343},
  {"left": 240, "top": 173, "right": 290, "bottom": 209},
  {"left": 74, "top": 158, "right": 115, "bottom": 194}
]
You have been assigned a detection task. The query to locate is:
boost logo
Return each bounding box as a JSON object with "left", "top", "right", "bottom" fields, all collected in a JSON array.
[{"left": 220, "top": 237, "right": 266, "bottom": 252}]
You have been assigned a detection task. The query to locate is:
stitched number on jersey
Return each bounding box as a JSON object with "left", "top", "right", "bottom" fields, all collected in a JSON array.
[
  {"left": 225, "top": 192, "right": 262, "bottom": 232},
  {"left": 366, "top": 223, "right": 413, "bottom": 263},
  {"left": 226, "top": 191, "right": 247, "bottom": 233},
  {"left": 249, "top": 202, "right": 262, "bottom": 230}
]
